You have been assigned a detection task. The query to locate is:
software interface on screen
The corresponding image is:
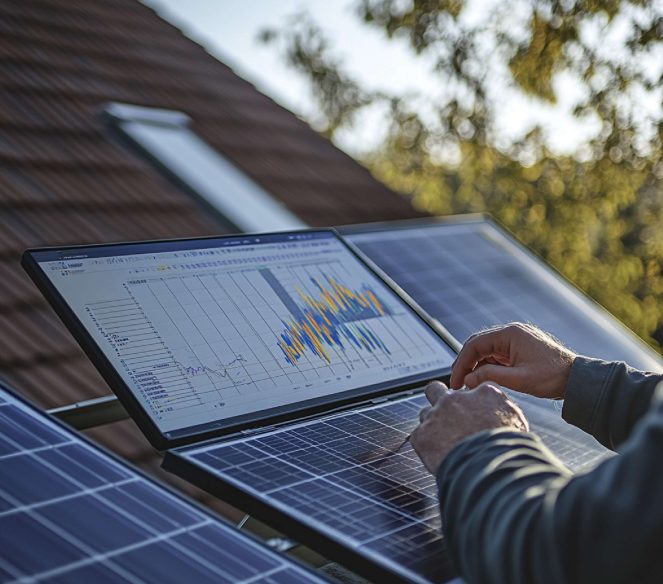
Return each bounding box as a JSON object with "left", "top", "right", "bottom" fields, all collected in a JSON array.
[{"left": 35, "top": 232, "right": 455, "bottom": 436}]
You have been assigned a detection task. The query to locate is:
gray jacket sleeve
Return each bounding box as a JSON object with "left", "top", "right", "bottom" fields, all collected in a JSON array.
[
  {"left": 562, "top": 356, "right": 661, "bottom": 449},
  {"left": 437, "top": 359, "right": 663, "bottom": 584}
]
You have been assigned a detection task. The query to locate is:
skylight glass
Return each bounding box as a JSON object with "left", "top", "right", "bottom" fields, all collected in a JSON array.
[{"left": 105, "top": 103, "right": 307, "bottom": 232}]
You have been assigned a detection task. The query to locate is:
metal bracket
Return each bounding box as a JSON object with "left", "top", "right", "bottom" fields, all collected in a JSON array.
[
  {"left": 47, "top": 395, "right": 129, "bottom": 430},
  {"left": 265, "top": 537, "right": 298, "bottom": 553}
]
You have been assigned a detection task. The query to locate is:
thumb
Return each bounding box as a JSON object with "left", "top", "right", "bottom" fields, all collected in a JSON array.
[{"left": 464, "top": 363, "right": 527, "bottom": 391}]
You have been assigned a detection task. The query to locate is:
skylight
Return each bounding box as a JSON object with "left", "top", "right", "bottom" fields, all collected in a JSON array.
[{"left": 104, "top": 103, "right": 307, "bottom": 232}]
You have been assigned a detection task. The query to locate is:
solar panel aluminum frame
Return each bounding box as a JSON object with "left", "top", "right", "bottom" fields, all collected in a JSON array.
[
  {"left": 22, "top": 228, "right": 458, "bottom": 451},
  {"left": 0, "top": 380, "right": 328, "bottom": 584},
  {"left": 339, "top": 213, "right": 663, "bottom": 370}
]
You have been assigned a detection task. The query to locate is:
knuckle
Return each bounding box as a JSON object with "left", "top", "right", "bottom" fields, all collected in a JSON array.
[
  {"left": 476, "top": 382, "right": 492, "bottom": 393},
  {"left": 446, "top": 392, "right": 462, "bottom": 407},
  {"left": 465, "top": 329, "right": 488, "bottom": 347},
  {"left": 481, "top": 324, "right": 501, "bottom": 334},
  {"left": 464, "top": 331, "right": 480, "bottom": 344},
  {"left": 477, "top": 382, "right": 503, "bottom": 396}
]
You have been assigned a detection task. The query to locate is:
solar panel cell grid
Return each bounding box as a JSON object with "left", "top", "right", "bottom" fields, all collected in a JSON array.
[
  {"left": 507, "top": 391, "right": 614, "bottom": 470},
  {"left": 0, "top": 387, "right": 325, "bottom": 584},
  {"left": 173, "top": 391, "right": 612, "bottom": 584},
  {"left": 345, "top": 221, "right": 663, "bottom": 372},
  {"left": 350, "top": 235, "right": 552, "bottom": 340},
  {"left": 178, "top": 394, "right": 453, "bottom": 583}
]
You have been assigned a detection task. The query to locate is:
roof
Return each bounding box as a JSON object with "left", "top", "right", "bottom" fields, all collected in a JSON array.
[{"left": 0, "top": 0, "right": 421, "bottom": 511}]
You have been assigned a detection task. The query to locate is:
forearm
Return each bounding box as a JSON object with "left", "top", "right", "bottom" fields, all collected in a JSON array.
[
  {"left": 438, "top": 430, "right": 570, "bottom": 584},
  {"left": 563, "top": 356, "right": 662, "bottom": 449},
  {"left": 438, "top": 402, "right": 663, "bottom": 584}
]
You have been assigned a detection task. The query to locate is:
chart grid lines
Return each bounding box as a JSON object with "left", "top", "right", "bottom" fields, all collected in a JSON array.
[
  {"left": 35, "top": 230, "right": 455, "bottom": 441},
  {"left": 79, "top": 240, "right": 452, "bottom": 432}
]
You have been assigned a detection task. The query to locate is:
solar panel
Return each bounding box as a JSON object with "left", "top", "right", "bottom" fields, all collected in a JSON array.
[
  {"left": 342, "top": 217, "right": 663, "bottom": 372},
  {"left": 166, "top": 390, "right": 612, "bottom": 584},
  {"left": 0, "top": 383, "right": 326, "bottom": 584},
  {"left": 503, "top": 390, "right": 613, "bottom": 469}
]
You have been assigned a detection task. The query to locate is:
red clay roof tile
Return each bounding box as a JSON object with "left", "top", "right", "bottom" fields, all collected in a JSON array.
[{"left": 0, "top": 0, "right": 422, "bottom": 513}]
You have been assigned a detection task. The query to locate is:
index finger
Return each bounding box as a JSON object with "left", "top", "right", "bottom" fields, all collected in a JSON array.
[{"left": 449, "top": 328, "right": 511, "bottom": 388}]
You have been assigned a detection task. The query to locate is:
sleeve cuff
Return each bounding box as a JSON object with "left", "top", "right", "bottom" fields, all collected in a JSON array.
[{"left": 562, "top": 355, "right": 616, "bottom": 436}]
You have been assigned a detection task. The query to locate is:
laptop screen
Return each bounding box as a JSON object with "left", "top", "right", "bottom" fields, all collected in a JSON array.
[{"left": 25, "top": 230, "right": 455, "bottom": 446}]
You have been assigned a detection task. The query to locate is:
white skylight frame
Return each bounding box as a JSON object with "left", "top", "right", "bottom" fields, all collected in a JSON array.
[{"left": 104, "top": 102, "right": 307, "bottom": 232}]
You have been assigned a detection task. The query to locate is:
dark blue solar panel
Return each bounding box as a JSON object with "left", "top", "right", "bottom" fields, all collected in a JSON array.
[
  {"left": 170, "top": 395, "right": 447, "bottom": 583},
  {"left": 343, "top": 219, "right": 662, "bottom": 372},
  {"left": 0, "top": 385, "right": 326, "bottom": 583},
  {"left": 169, "top": 391, "right": 611, "bottom": 584}
]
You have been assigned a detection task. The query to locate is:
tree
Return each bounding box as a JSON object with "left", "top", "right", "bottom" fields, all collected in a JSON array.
[{"left": 261, "top": 0, "right": 663, "bottom": 352}]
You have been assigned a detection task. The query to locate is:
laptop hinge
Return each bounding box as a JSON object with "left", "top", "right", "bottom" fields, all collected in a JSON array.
[
  {"left": 252, "top": 387, "right": 421, "bottom": 431},
  {"left": 177, "top": 386, "right": 425, "bottom": 451},
  {"left": 370, "top": 396, "right": 389, "bottom": 405},
  {"left": 371, "top": 388, "right": 417, "bottom": 405},
  {"left": 239, "top": 425, "right": 276, "bottom": 437}
]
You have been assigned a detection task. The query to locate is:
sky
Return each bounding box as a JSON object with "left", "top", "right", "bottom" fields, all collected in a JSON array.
[{"left": 142, "top": 0, "right": 605, "bottom": 158}]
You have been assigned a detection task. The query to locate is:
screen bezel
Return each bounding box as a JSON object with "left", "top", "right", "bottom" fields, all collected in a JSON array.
[{"left": 22, "top": 229, "right": 457, "bottom": 450}]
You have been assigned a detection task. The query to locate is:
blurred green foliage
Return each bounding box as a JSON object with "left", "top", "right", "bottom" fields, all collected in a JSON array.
[{"left": 262, "top": 1, "right": 663, "bottom": 352}]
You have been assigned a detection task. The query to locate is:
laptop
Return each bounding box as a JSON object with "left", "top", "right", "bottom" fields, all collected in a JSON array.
[{"left": 23, "top": 229, "right": 456, "bottom": 447}]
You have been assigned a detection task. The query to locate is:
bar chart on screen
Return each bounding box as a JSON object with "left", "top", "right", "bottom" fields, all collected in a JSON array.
[{"left": 84, "top": 258, "right": 435, "bottom": 429}]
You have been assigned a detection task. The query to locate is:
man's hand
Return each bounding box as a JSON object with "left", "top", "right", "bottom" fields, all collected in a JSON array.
[
  {"left": 450, "top": 323, "right": 576, "bottom": 400},
  {"left": 411, "top": 380, "right": 529, "bottom": 475}
]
